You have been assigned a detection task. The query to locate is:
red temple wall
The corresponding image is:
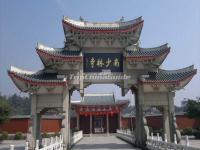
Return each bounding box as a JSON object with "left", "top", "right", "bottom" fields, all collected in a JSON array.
[
  {"left": 0, "top": 118, "right": 29, "bottom": 133},
  {"left": 121, "top": 115, "right": 200, "bottom": 130},
  {"left": 0, "top": 118, "right": 62, "bottom": 134},
  {"left": 0, "top": 115, "right": 199, "bottom": 134},
  {"left": 176, "top": 115, "right": 200, "bottom": 129},
  {"left": 41, "top": 119, "right": 61, "bottom": 133},
  {"left": 146, "top": 116, "right": 163, "bottom": 129}
]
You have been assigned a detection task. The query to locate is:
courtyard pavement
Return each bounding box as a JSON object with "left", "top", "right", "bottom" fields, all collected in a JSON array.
[
  {"left": 0, "top": 136, "right": 199, "bottom": 150},
  {"left": 71, "top": 135, "right": 140, "bottom": 150},
  {"left": 0, "top": 140, "right": 26, "bottom": 150}
]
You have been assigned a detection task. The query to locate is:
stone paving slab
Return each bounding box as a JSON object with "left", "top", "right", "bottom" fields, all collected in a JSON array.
[
  {"left": 72, "top": 135, "right": 141, "bottom": 150},
  {"left": 0, "top": 140, "right": 26, "bottom": 150},
  {"left": 180, "top": 139, "right": 200, "bottom": 148},
  {"left": 0, "top": 137, "right": 199, "bottom": 150}
]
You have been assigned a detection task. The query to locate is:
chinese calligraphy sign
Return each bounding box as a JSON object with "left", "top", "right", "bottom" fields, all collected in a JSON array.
[{"left": 83, "top": 53, "right": 123, "bottom": 72}]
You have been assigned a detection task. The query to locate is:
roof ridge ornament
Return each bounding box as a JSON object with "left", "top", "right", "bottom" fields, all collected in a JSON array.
[
  {"left": 79, "top": 16, "right": 84, "bottom": 22},
  {"left": 119, "top": 16, "right": 125, "bottom": 22}
]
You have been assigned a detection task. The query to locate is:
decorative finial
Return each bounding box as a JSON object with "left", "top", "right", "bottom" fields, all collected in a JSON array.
[
  {"left": 136, "top": 40, "right": 141, "bottom": 47},
  {"left": 120, "top": 16, "right": 125, "bottom": 22},
  {"left": 79, "top": 16, "right": 84, "bottom": 22}
]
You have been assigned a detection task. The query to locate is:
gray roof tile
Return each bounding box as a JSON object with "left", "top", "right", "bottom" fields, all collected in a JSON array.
[
  {"left": 142, "top": 65, "right": 197, "bottom": 83},
  {"left": 63, "top": 16, "right": 143, "bottom": 30},
  {"left": 72, "top": 94, "right": 129, "bottom": 106},
  {"left": 126, "top": 44, "right": 169, "bottom": 57}
]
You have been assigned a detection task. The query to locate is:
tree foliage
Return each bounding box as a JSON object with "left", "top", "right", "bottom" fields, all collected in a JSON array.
[
  {"left": 7, "top": 94, "right": 31, "bottom": 115},
  {"left": 0, "top": 94, "right": 11, "bottom": 124},
  {"left": 0, "top": 93, "right": 31, "bottom": 118},
  {"left": 185, "top": 98, "right": 200, "bottom": 119}
]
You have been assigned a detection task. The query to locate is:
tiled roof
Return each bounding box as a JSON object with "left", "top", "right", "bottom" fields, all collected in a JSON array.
[
  {"left": 125, "top": 44, "right": 170, "bottom": 60},
  {"left": 82, "top": 93, "right": 115, "bottom": 105},
  {"left": 63, "top": 16, "right": 143, "bottom": 31},
  {"left": 140, "top": 65, "right": 197, "bottom": 84},
  {"left": 36, "top": 43, "right": 81, "bottom": 56},
  {"left": 8, "top": 66, "right": 66, "bottom": 86},
  {"left": 36, "top": 43, "right": 82, "bottom": 63},
  {"left": 72, "top": 93, "right": 129, "bottom": 106}
]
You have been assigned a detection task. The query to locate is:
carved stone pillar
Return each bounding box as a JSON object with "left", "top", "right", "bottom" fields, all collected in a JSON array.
[
  {"left": 76, "top": 113, "right": 80, "bottom": 130},
  {"left": 106, "top": 113, "right": 109, "bottom": 135},
  {"left": 132, "top": 85, "right": 147, "bottom": 148},
  {"left": 29, "top": 94, "right": 42, "bottom": 149},
  {"left": 61, "top": 88, "right": 70, "bottom": 149},
  {"left": 118, "top": 111, "right": 122, "bottom": 129},
  {"left": 90, "top": 113, "right": 93, "bottom": 136},
  {"left": 143, "top": 111, "right": 149, "bottom": 139},
  {"left": 163, "top": 106, "right": 171, "bottom": 142},
  {"left": 168, "top": 92, "right": 181, "bottom": 143}
]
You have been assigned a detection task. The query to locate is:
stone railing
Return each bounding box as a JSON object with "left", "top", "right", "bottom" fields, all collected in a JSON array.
[
  {"left": 10, "top": 135, "right": 63, "bottom": 150},
  {"left": 147, "top": 133, "right": 200, "bottom": 150},
  {"left": 116, "top": 129, "right": 135, "bottom": 144},
  {"left": 39, "top": 135, "right": 63, "bottom": 150},
  {"left": 71, "top": 130, "right": 83, "bottom": 145}
]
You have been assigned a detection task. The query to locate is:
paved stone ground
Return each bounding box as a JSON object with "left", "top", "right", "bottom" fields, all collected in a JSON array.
[
  {"left": 0, "top": 140, "right": 26, "bottom": 150},
  {"left": 71, "top": 135, "right": 141, "bottom": 150},
  {"left": 0, "top": 137, "right": 199, "bottom": 150},
  {"left": 180, "top": 139, "right": 200, "bottom": 148}
]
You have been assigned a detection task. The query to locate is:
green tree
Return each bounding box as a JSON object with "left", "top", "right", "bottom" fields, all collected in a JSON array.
[
  {"left": 0, "top": 94, "right": 11, "bottom": 125},
  {"left": 185, "top": 98, "right": 200, "bottom": 119},
  {"left": 7, "top": 94, "right": 30, "bottom": 115}
]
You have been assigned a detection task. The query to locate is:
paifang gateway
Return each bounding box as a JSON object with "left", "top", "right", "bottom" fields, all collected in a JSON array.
[{"left": 8, "top": 16, "right": 197, "bottom": 149}]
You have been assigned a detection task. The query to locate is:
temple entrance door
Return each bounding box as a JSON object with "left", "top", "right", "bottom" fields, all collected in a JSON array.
[{"left": 94, "top": 116, "right": 105, "bottom": 133}]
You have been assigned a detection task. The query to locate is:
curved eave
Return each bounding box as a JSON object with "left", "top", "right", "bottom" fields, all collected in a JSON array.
[
  {"left": 8, "top": 71, "right": 66, "bottom": 90},
  {"left": 139, "top": 69, "right": 197, "bottom": 87},
  {"left": 125, "top": 48, "right": 170, "bottom": 62},
  {"left": 36, "top": 48, "right": 83, "bottom": 62},
  {"left": 62, "top": 18, "right": 144, "bottom": 33}
]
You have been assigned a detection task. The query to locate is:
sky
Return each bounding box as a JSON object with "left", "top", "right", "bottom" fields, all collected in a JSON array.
[{"left": 0, "top": 0, "right": 200, "bottom": 106}]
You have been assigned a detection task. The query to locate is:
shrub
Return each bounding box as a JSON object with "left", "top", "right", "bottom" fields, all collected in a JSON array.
[
  {"left": 181, "top": 128, "right": 193, "bottom": 135},
  {"left": 14, "top": 132, "right": 23, "bottom": 140},
  {"left": 153, "top": 129, "right": 164, "bottom": 136},
  {"left": 195, "top": 126, "right": 200, "bottom": 131},
  {"left": 194, "top": 130, "right": 200, "bottom": 139},
  {"left": 194, "top": 126, "right": 200, "bottom": 139},
  {"left": 53, "top": 132, "right": 60, "bottom": 137},
  {"left": 0, "top": 131, "right": 8, "bottom": 140},
  {"left": 42, "top": 132, "right": 50, "bottom": 138},
  {"left": 148, "top": 127, "right": 153, "bottom": 135}
]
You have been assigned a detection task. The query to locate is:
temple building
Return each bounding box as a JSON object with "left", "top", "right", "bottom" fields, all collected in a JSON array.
[{"left": 71, "top": 93, "right": 129, "bottom": 134}]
